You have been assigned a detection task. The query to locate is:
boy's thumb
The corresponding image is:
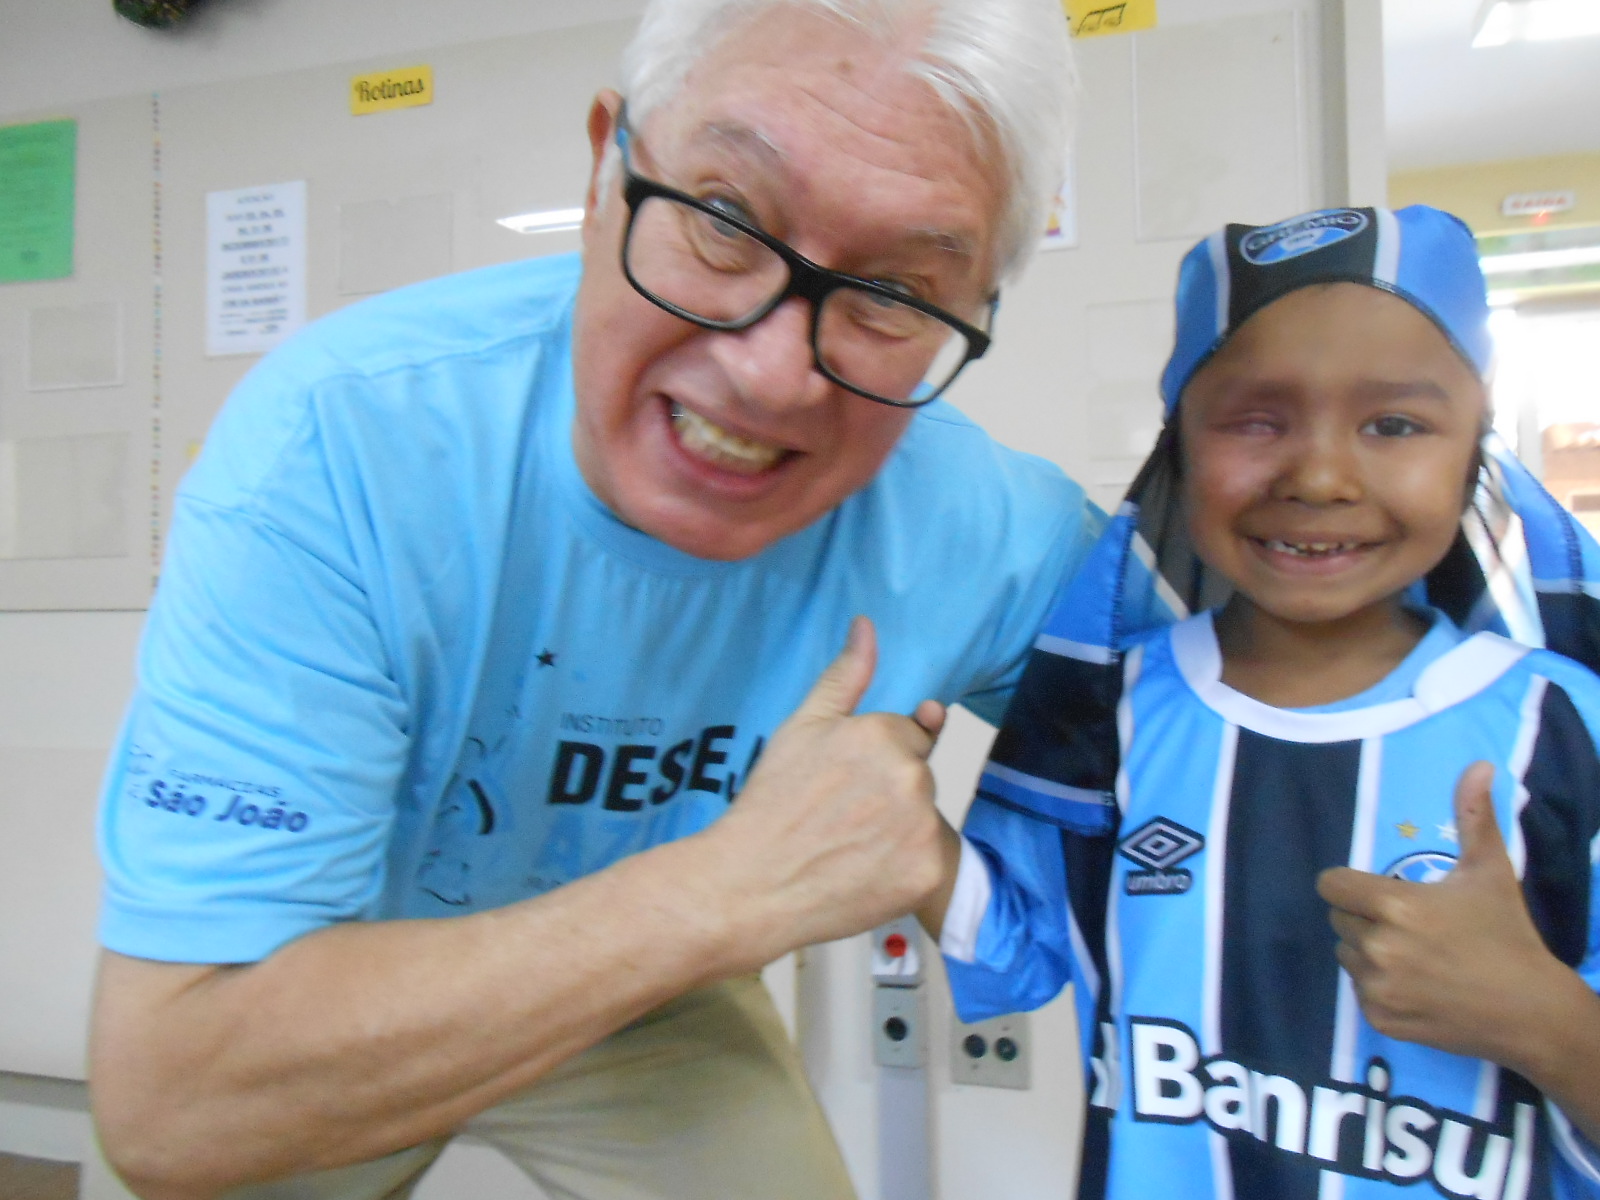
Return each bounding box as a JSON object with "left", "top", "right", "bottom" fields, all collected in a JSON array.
[
  {"left": 1452, "top": 760, "right": 1512, "bottom": 872},
  {"left": 792, "top": 616, "right": 877, "bottom": 723}
]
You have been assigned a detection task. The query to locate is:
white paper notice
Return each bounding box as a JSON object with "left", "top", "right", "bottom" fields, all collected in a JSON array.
[{"left": 206, "top": 181, "right": 307, "bottom": 357}]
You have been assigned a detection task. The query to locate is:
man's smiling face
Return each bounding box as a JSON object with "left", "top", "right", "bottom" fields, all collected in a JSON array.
[{"left": 569, "top": 6, "right": 1004, "bottom": 561}]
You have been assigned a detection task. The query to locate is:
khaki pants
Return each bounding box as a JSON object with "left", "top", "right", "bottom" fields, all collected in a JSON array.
[{"left": 221, "top": 976, "right": 856, "bottom": 1200}]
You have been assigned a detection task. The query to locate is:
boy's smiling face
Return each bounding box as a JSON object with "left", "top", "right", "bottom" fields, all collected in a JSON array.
[{"left": 1178, "top": 283, "right": 1486, "bottom": 632}]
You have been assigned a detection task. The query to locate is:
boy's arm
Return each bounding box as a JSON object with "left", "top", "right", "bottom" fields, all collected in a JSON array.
[
  {"left": 925, "top": 797, "right": 1080, "bottom": 1022},
  {"left": 1318, "top": 762, "right": 1600, "bottom": 1146}
]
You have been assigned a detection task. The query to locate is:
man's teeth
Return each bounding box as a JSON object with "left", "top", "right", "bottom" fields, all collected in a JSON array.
[
  {"left": 670, "top": 404, "right": 785, "bottom": 473},
  {"left": 1264, "top": 539, "right": 1361, "bottom": 557}
]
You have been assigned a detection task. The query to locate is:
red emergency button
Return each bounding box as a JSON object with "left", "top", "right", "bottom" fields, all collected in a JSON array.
[{"left": 884, "top": 933, "right": 908, "bottom": 959}]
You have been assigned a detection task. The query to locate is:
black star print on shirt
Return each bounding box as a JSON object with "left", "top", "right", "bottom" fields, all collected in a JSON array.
[{"left": 536, "top": 649, "right": 557, "bottom": 668}]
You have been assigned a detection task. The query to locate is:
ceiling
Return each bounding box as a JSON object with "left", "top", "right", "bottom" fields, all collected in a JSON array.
[{"left": 1385, "top": 0, "right": 1600, "bottom": 172}]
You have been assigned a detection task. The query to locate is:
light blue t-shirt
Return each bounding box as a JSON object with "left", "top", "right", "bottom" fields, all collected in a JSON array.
[{"left": 98, "top": 252, "right": 1100, "bottom": 964}]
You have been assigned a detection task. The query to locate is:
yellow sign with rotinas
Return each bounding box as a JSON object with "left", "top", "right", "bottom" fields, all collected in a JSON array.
[
  {"left": 350, "top": 65, "right": 433, "bottom": 115},
  {"left": 1064, "top": 0, "right": 1157, "bottom": 37}
]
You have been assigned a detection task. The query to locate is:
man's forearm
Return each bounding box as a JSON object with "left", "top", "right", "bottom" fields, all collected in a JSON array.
[
  {"left": 93, "top": 624, "right": 951, "bottom": 1200},
  {"left": 92, "top": 834, "right": 751, "bottom": 1200}
]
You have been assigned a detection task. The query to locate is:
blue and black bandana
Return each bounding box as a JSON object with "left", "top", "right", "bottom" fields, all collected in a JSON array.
[{"left": 978, "top": 204, "right": 1600, "bottom": 829}]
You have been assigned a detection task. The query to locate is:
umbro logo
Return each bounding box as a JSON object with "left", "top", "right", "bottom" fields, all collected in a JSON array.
[{"left": 1119, "top": 818, "right": 1204, "bottom": 895}]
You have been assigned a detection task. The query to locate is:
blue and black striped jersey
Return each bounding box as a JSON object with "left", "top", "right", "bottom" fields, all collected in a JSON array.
[{"left": 948, "top": 613, "right": 1600, "bottom": 1200}]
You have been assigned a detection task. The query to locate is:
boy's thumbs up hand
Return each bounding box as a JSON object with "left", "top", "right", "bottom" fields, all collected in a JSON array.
[
  {"left": 1317, "top": 762, "right": 1559, "bottom": 1068},
  {"left": 686, "top": 617, "right": 954, "bottom": 973},
  {"left": 1448, "top": 760, "right": 1522, "bottom": 885}
]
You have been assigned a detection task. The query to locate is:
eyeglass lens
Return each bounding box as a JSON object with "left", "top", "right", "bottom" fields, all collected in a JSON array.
[{"left": 625, "top": 194, "right": 975, "bottom": 405}]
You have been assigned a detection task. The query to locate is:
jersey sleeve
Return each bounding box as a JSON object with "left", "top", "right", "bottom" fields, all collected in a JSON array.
[
  {"left": 1518, "top": 655, "right": 1600, "bottom": 1186},
  {"left": 1530, "top": 656, "right": 1600, "bottom": 997},
  {"left": 98, "top": 383, "right": 412, "bottom": 965},
  {"left": 944, "top": 499, "right": 1133, "bottom": 1021},
  {"left": 942, "top": 797, "right": 1079, "bottom": 1022}
]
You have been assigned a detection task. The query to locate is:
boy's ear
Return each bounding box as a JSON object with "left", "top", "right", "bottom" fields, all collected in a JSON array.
[
  {"left": 1462, "top": 430, "right": 1488, "bottom": 513},
  {"left": 1463, "top": 446, "right": 1480, "bottom": 509}
]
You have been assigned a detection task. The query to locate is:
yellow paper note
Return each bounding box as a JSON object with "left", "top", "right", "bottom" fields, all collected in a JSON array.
[
  {"left": 1064, "top": 0, "right": 1157, "bottom": 37},
  {"left": 350, "top": 66, "right": 433, "bottom": 115}
]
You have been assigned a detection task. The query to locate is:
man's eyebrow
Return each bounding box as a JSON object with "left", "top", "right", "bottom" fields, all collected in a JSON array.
[
  {"left": 686, "top": 122, "right": 979, "bottom": 265},
  {"left": 688, "top": 122, "right": 788, "bottom": 172},
  {"left": 901, "top": 226, "right": 977, "bottom": 261}
]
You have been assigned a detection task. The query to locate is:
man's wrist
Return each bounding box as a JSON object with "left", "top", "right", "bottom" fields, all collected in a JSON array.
[{"left": 624, "top": 830, "right": 763, "bottom": 984}]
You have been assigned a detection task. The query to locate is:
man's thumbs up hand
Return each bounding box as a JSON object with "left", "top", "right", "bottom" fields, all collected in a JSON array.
[
  {"left": 1317, "top": 762, "right": 1558, "bottom": 1066},
  {"left": 687, "top": 617, "right": 955, "bottom": 973},
  {"left": 785, "top": 616, "right": 947, "bottom": 744}
]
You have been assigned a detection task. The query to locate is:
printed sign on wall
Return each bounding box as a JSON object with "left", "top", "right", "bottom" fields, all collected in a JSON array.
[
  {"left": 0, "top": 119, "right": 76, "bottom": 283},
  {"left": 205, "top": 181, "right": 307, "bottom": 357},
  {"left": 1501, "top": 190, "right": 1576, "bottom": 219},
  {"left": 1041, "top": 146, "right": 1079, "bottom": 251},
  {"left": 350, "top": 65, "right": 434, "bottom": 115}
]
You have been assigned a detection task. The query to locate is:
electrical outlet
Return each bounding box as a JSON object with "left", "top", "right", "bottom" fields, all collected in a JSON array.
[
  {"left": 951, "top": 1012, "right": 1030, "bottom": 1089},
  {"left": 873, "top": 984, "right": 925, "bottom": 1068}
]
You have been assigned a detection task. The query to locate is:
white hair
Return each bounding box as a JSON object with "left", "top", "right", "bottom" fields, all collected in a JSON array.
[{"left": 616, "top": 0, "right": 1076, "bottom": 285}]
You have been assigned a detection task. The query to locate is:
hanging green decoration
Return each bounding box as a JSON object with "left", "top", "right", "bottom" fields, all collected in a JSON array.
[{"left": 114, "top": 0, "right": 207, "bottom": 28}]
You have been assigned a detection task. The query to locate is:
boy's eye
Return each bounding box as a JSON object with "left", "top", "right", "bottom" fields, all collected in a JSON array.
[
  {"left": 1364, "top": 414, "right": 1426, "bottom": 438},
  {"left": 1215, "top": 414, "right": 1280, "bottom": 436}
]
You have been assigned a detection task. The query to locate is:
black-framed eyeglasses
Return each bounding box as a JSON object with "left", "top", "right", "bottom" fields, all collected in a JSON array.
[{"left": 613, "top": 109, "right": 997, "bottom": 409}]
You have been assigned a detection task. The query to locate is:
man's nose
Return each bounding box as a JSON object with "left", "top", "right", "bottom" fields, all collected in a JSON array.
[{"left": 713, "top": 296, "right": 830, "bottom": 414}]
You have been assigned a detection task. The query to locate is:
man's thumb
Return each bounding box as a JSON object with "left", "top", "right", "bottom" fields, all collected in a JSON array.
[
  {"left": 792, "top": 616, "right": 877, "bottom": 722},
  {"left": 1452, "top": 760, "right": 1512, "bottom": 871}
]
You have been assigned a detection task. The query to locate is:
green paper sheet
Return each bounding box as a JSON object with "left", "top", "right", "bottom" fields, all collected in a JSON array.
[{"left": 0, "top": 119, "right": 77, "bottom": 284}]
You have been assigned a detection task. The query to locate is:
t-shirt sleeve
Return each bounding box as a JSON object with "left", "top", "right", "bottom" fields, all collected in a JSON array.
[
  {"left": 959, "top": 494, "right": 1107, "bottom": 727},
  {"left": 98, "top": 408, "right": 411, "bottom": 964}
]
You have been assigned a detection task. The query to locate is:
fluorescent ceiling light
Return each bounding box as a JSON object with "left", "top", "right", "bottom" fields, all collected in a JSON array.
[
  {"left": 496, "top": 207, "right": 585, "bottom": 234},
  {"left": 1479, "top": 245, "right": 1600, "bottom": 274},
  {"left": 1473, "top": 0, "right": 1600, "bottom": 47}
]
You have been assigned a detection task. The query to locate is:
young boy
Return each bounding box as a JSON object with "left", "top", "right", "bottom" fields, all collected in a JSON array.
[{"left": 936, "top": 206, "right": 1600, "bottom": 1200}]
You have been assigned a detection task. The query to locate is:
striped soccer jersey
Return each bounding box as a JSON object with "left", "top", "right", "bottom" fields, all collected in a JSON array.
[{"left": 948, "top": 612, "right": 1600, "bottom": 1200}]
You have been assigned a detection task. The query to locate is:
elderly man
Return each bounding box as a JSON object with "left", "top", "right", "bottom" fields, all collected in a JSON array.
[{"left": 89, "top": 1, "right": 1096, "bottom": 1197}]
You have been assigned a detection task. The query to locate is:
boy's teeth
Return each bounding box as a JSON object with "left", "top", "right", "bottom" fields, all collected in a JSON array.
[
  {"left": 670, "top": 404, "right": 784, "bottom": 473},
  {"left": 1265, "top": 539, "right": 1357, "bottom": 557}
]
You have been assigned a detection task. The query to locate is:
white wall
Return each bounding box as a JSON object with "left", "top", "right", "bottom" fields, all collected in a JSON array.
[
  {"left": 0, "top": 613, "right": 141, "bottom": 1078},
  {"left": 0, "top": 1, "right": 1380, "bottom": 1197}
]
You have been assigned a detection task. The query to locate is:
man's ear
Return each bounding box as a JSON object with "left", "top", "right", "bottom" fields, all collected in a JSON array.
[{"left": 582, "top": 90, "right": 625, "bottom": 245}]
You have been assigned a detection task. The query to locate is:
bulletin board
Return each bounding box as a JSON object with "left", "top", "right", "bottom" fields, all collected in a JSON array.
[{"left": 0, "top": 19, "right": 632, "bottom": 612}]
